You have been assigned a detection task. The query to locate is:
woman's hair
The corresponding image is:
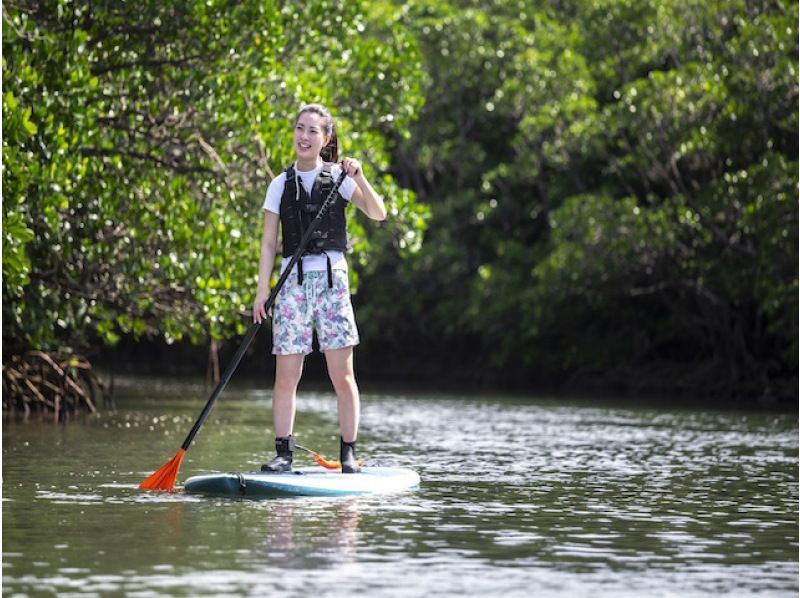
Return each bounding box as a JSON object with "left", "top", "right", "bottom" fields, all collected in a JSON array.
[{"left": 295, "top": 104, "right": 338, "bottom": 163}]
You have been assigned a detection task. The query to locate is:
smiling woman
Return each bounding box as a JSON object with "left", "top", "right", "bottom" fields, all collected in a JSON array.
[
  {"left": 2, "top": 0, "right": 427, "bottom": 417},
  {"left": 253, "top": 104, "right": 387, "bottom": 475}
]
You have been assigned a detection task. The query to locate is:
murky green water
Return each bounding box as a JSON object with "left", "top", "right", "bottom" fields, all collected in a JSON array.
[{"left": 3, "top": 377, "right": 798, "bottom": 596}]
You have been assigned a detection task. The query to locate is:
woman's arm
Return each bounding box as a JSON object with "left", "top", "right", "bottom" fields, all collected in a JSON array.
[
  {"left": 341, "top": 158, "right": 387, "bottom": 221},
  {"left": 252, "top": 210, "right": 281, "bottom": 323}
]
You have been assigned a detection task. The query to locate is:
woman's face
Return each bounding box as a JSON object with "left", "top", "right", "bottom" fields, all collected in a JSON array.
[{"left": 294, "top": 111, "right": 330, "bottom": 162}]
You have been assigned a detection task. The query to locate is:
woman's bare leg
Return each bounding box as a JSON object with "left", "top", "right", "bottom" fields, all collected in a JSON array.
[
  {"left": 324, "top": 346, "right": 359, "bottom": 442},
  {"left": 273, "top": 353, "right": 305, "bottom": 437}
]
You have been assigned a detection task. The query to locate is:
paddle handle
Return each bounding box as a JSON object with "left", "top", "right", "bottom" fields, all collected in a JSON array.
[{"left": 179, "top": 170, "right": 348, "bottom": 451}]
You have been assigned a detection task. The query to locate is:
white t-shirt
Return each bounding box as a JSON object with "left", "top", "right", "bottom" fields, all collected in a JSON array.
[{"left": 262, "top": 162, "right": 357, "bottom": 275}]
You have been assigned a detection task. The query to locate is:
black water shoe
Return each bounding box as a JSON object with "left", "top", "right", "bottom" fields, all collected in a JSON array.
[
  {"left": 261, "top": 435, "right": 295, "bottom": 473},
  {"left": 340, "top": 437, "right": 361, "bottom": 474}
]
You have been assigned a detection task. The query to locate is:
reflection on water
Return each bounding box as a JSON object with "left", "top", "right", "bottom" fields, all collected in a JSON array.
[
  {"left": 2, "top": 378, "right": 798, "bottom": 597},
  {"left": 260, "top": 499, "right": 360, "bottom": 569}
]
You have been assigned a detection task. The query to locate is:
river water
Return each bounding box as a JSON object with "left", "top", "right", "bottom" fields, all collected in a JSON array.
[{"left": 3, "top": 377, "right": 798, "bottom": 597}]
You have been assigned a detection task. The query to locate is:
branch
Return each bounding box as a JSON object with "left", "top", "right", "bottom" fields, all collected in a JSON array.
[
  {"left": 188, "top": 132, "right": 229, "bottom": 176},
  {"left": 91, "top": 53, "right": 205, "bottom": 76},
  {"left": 86, "top": 24, "right": 160, "bottom": 49},
  {"left": 78, "top": 146, "right": 217, "bottom": 176},
  {"left": 237, "top": 74, "right": 276, "bottom": 180}
]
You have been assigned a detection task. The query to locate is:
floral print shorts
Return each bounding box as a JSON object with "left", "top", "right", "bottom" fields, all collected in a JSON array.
[{"left": 272, "top": 270, "right": 360, "bottom": 355}]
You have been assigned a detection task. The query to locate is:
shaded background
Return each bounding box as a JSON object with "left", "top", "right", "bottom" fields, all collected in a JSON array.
[{"left": 3, "top": 0, "right": 797, "bottom": 407}]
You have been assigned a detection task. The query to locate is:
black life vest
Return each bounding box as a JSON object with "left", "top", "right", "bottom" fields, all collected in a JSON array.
[{"left": 279, "top": 162, "right": 349, "bottom": 285}]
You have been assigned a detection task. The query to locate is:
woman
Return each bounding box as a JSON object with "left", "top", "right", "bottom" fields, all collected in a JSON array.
[{"left": 252, "top": 104, "right": 386, "bottom": 474}]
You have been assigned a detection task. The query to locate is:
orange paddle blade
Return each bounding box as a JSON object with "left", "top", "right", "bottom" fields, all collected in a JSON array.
[{"left": 139, "top": 448, "right": 186, "bottom": 492}]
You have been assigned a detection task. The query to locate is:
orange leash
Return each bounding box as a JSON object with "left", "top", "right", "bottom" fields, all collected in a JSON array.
[{"left": 295, "top": 444, "right": 362, "bottom": 470}]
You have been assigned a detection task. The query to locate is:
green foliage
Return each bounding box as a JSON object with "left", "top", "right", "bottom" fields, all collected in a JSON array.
[
  {"left": 4, "top": 0, "right": 796, "bottom": 400},
  {"left": 373, "top": 0, "right": 797, "bottom": 398},
  {"left": 2, "top": 0, "right": 426, "bottom": 354},
  {"left": 2, "top": 88, "right": 36, "bottom": 296}
]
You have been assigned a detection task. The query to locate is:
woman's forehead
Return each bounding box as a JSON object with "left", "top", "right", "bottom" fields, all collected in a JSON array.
[{"left": 296, "top": 112, "right": 326, "bottom": 128}]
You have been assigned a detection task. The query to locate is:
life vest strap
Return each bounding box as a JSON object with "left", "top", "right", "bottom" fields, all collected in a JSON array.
[{"left": 295, "top": 254, "right": 334, "bottom": 289}]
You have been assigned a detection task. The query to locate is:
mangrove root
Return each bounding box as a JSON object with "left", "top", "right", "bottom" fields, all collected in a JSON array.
[{"left": 2, "top": 351, "right": 111, "bottom": 421}]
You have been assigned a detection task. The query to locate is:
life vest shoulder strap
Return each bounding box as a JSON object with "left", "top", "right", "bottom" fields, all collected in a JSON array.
[
  {"left": 314, "top": 162, "right": 334, "bottom": 197},
  {"left": 282, "top": 162, "right": 335, "bottom": 199}
]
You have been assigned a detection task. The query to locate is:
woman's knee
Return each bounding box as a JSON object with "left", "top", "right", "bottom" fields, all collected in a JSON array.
[
  {"left": 327, "top": 359, "right": 355, "bottom": 394},
  {"left": 275, "top": 356, "right": 304, "bottom": 394},
  {"left": 324, "top": 348, "right": 356, "bottom": 394},
  {"left": 329, "top": 368, "right": 356, "bottom": 395}
]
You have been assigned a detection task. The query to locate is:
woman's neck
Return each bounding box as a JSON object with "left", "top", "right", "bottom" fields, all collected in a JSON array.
[{"left": 295, "top": 156, "right": 322, "bottom": 172}]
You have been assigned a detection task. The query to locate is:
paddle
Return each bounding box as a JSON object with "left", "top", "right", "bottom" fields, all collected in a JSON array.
[{"left": 140, "top": 170, "right": 348, "bottom": 491}]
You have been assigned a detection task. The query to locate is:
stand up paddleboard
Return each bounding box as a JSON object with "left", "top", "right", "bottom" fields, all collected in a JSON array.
[{"left": 183, "top": 466, "right": 420, "bottom": 498}]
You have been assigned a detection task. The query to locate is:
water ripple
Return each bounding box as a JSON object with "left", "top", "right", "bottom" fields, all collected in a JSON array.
[{"left": 3, "top": 386, "right": 797, "bottom": 596}]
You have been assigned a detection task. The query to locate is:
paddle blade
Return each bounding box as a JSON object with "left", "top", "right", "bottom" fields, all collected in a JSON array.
[{"left": 139, "top": 448, "right": 186, "bottom": 492}]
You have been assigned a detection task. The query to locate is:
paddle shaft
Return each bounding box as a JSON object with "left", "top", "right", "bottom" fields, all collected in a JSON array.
[{"left": 179, "top": 170, "right": 348, "bottom": 451}]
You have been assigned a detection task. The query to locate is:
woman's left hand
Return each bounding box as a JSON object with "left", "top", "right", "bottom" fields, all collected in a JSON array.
[{"left": 340, "top": 157, "right": 362, "bottom": 179}]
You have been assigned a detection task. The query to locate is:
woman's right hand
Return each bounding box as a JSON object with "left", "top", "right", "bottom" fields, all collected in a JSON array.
[{"left": 253, "top": 289, "right": 271, "bottom": 323}]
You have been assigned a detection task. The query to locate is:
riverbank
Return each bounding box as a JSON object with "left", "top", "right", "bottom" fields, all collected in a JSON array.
[{"left": 86, "top": 335, "right": 797, "bottom": 412}]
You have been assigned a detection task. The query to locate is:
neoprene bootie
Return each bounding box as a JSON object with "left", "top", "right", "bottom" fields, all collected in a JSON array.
[
  {"left": 261, "top": 435, "right": 295, "bottom": 472},
  {"left": 340, "top": 437, "right": 361, "bottom": 474}
]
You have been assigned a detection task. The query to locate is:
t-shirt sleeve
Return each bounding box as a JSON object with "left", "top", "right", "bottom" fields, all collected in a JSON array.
[
  {"left": 331, "top": 164, "right": 357, "bottom": 201},
  {"left": 261, "top": 173, "right": 286, "bottom": 214}
]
